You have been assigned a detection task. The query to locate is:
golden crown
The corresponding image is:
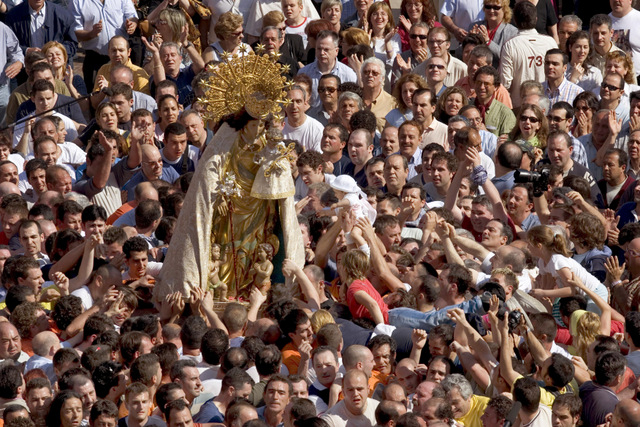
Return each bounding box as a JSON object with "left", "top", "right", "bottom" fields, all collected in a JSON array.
[{"left": 198, "top": 45, "right": 293, "bottom": 123}]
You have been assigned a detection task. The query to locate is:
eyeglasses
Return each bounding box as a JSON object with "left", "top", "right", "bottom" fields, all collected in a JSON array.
[
  {"left": 601, "top": 82, "right": 622, "bottom": 91},
  {"left": 484, "top": 4, "right": 502, "bottom": 10},
  {"left": 630, "top": 138, "right": 640, "bottom": 145},
  {"left": 627, "top": 249, "right": 640, "bottom": 258},
  {"left": 547, "top": 115, "right": 566, "bottom": 123},
  {"left": 428, "top": 39, "right": 448, "bottom": 46},
  {"left": 363, "top": 69, "right": 381, "bottom": 76},
  {"left": 318, "top": 87, "right": 337, "bottom": 93},
  {"left": 410, "top": 34, "right": 428, "bottom": 40},
  {"left": 520, "top": 115, "right": 540, "bottom": 123},
  {"left": 428, "top": 64, "right": 445, "bottom": 70},
  {"left": 231, "top": 30, "right": 243, "bottom": 37}
]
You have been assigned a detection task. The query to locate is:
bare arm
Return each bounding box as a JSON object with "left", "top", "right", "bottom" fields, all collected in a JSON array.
[
  {"left": 451, "top": 234, "right": 490, "bottom": 261},
  {"left": 247, "top": 286, "right": 267, "bottom": 322},
  {"left": 91, "top": 132, "right": 115, "bottom": 189},
  {"left": 564, "top": 271, "right": 611, "bottom": 336},
  {"left": 68, "top": 235, "right": 101, "bottom": 292},
  {"left": 142, "top": 37, "right": 166, "bottom": 84},
  {"left": 357, "top": 218, "right": 405, "bottom": 292},
  {"left": 499, "top": 311, "right": 521, "bottom": 387},
  {"left": 533, "top": 193, "right": 551, "bottom": 225},
  {"left": 49, "top": 240, "right": 87, "bottom": 279},
  {"left": 354, "top": 290, "right": 385, "bottom": 325},
  {"left": 409, "top": 329, "right": 427, "bottom": 364},
  {"left": 314, "top": 219, "right": 341, "bottom": 268},
  {"left": 16, "top": 119, "right": 34, "bottom": 156},
  {"left": 282, "top": 259, "right": 320, "bottom": 310}
]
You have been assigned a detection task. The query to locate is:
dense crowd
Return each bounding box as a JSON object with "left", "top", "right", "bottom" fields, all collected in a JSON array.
[{"left": 0, "top": 0, "right": 638, "bottom": 426}]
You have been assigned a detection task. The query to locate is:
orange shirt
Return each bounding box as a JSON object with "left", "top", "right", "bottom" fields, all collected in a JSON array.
[
  {"left": 107, "top": 201, "right": 137, "bottom": 225},
  {"left": 282, "top": 342, "right": 301, "bottom": 375}
]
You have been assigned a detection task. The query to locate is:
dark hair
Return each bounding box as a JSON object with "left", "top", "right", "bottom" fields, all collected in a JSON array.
[
  {"left": 164, "top": 122, "right": 187, "bottom": 139},
  {"left": 552, "top": 394, "right": 582, "bottom": 417},
  {"left": 151, "top": 343, "right": 179, "bottom": 379},
  {"left": 280, "top": 309, "right": 309, "bottom": 338},
  {"left": 118, "top": 331, "right": 151, "bottom": 367},
  {"left": 164, "top": 399, "right": 191, "bottom": 424},
  {"left": 513, "top": 376, "right": 540, "bottom": 412},
  {"left": 0, "top": 365, "right": 23, "bottom": 399},
  {"left": 81, "top": 205, "right": 107, "bottom": 224},
  {"left": 201, "top": 329, "right": 230, "bottom": 365},
  {"left": 56, "top": 200, "right": 82, "bottom": 223},
  {"left": 626, "top": 312, "right": 640, "bottom": 348},
  {"left": 350, "top": 110, "right": 377, "bottom": 135},
  {"left": 81, "top": 345, "right": 112, "bottom": 372},
  {"left": 89, "top": 399, "right": 118, "bottom": 424},
  {"left": 221, "top": 347, "right": 249, "bottom": 373},
  {"left": 5, "top": 285, "right": 35, "bottom": 314},
  {"left": 135, "top": 199, "right": 162, "bottom": 230},
  {"left": 474, "top": 65, "right": 500, "bottom": 86},
  {"left": 220, "top": 367, "right": 254, "bottom": 393},
  {"left": 496, "top": 141, "right": 523, "bottom": 170},
  {"left": 83, "top": 313, "right": 113, "bottom": 341},
  {"left": 155, "top": 383, "right": 182, "bottom": 412},
  {"left": 255, "top": 344, "right": 282, "bottom": 377},
  {"left": 52, "top": 348, "right": 80, "bottom": 374},
  {"left": 45, "top": 390, "right": 83, "bottom": 427},
  {"left": 289, "top": 397, "right": 316, "bottom": 421},
  {"left": 513, "top": 1, "right": 537, "bottom": 30},
  {"left": 594, "top": 351, "right": 627, "bottom": 385},
  {"left": 487, "top": 395, "right": 513, "bottom": 421},
  {"left": 170, "top": 359, "right": 198, "bottom": 382},
  {"left": 547, "top": 354, "right": 574, "bottom": 388},
  {"left": 558, "top": 295, "right": 587, "bottom": 319},
  {"left": 92, "top": 361, "right": 124, "bottom": 399},
  {"left": 444, "top": 264, "right": 472, "bottom": 295},
  {"left": 130, "top": 353, "right": 160, "bottom": 386},
  {"left": 123, "top": 236, "right": 148, "bottom": 259}
]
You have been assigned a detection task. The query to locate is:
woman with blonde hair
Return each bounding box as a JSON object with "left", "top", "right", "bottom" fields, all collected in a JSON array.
[
  {"left": 340, "top": 27, "right": 370, "bottom": 58},
  {"left": 42, "top": 41, "right": 89, "bottom": 112},
  {"left": 386, "top": 73, "right": 427, "bottom": 127},
  {"left": 469, "top": 0, "right": 517, "bottom": 65},
  {"left": 202, "top": 12, "right": 252, "bottom": 63},
  {"left": 435, "top": 86, "right": 468, "bottom": 124},
  {"left": 605, "top": 50, "right": 639, "bottom": 88},
  {"left": 397, "top": 0, "right": 438, "bottom": 51},
  {"left": 145, "top": 8, "right": 194, "bottom": 71},
  {"left": 311, "top": 310, "right": 335, "bottom": 333},
  {"left": 366, "top": 2, "right": 401, "bottom": 68},
  {"left": 565, "top": 273, "right": 612, "bottom": 361},
  {"left": 527, "top": 225, "right": 609, "bottom": 314},
  {"left": 508, "top": 104, "right": 549, "bottom": 150}
]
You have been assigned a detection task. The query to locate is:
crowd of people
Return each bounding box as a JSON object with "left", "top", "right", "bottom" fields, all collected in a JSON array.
[{"left": 0, "top": 0, "right": 639, "bottom": 426}]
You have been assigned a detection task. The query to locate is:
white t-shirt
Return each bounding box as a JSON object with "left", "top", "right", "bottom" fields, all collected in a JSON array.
[
  {"left": 322, "top": 399, "right": 378, "bottom": 427},
  {"left": 286, "top": 17, "right": 309, "bottom": 48},
  {"left": 283, "top": 116, "right": 324, "bottom": 153},
  {"left": 71, "top": 285, "right": 93, "bottom": 311},
  {"left": 537, "top": 254, "right": 604, "bottom": 295},
  {"left": 12, "top": 112, "right": 78, "bottom": 154},
  {"left": 611, "top": 9, "right": 640, "bottom": 79}
]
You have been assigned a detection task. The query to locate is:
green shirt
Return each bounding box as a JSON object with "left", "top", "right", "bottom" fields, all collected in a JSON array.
[{"left": 484, "top": 99, "right": 516, "bottom": 137}]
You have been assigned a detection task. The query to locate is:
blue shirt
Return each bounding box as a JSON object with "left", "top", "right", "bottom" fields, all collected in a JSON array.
[
  {"left": 122, "top": 167, "right": 179, "bottom": 201},
  {"left": 0, "top": 22, "right": 24, "bottom": 86},
  {"left": 298, "top": 60, "right": 357, "bottom": 108},
  {"left": 193, "top": 399, "right": 224, "bottom": 423},
  {"left": 70, "top": 0, "right": 137, "bottom": 54},
  {"left": 150, "top": 65, "right": 197, "bottom": 106}
]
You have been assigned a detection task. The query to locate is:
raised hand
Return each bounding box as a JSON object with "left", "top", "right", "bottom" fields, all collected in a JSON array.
[
  {"left": 411, "top": 328, "right": 427, "bottom": 349},
  {"left": 605, "top": 256, "right": 625, "bottom": 282},
  {"left": 52, "top": 272, "right": 70, "bottom": 296},
  {"left": 142, "top": 36, "right": 160, "bottom": 56},
  {"left": 608, "top": 110, "right": 622, "bottom": 136}
]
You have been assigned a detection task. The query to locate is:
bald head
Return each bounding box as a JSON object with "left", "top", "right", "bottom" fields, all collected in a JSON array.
[
  {"left": 0, "top": 182, "right": 21, "bottom": 198},
  {"left": 134, "top": 182, "right": 159, "bottom": 202},
  {"left": 0, "top": 322, "right": 22, "bottom": 359},
  {"left": 382, "top": 382, "right": 407, "bottom": 402},
  {"left": 343, "top": 345, "right": 374, "bottom": 373},
  {"left": 248, "top": 318, "right": 280, "bottom": 344},
  {"left": 32, "top": 331, "right": 61, "bottom": 358},
  {"left": 38, "top": 190, "right": 62, "bottom": 208},
  {"left": 38, "top": 220, "right": 57, "bottom": 239},
  {"left": 613, "top": 399, "right": 640, "bottom": 427}
]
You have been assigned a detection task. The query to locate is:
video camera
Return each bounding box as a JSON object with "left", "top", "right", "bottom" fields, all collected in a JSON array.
[{"left": 514, "top": 169, "right": 549, "bottom": 197}]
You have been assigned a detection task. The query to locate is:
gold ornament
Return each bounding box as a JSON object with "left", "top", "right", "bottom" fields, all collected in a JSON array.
[{"left": 198, "top": 50, "right": 289, "bottom": 123}]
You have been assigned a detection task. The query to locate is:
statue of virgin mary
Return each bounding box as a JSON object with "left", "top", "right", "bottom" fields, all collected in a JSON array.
[{"left": 154, "top": 50, "right": 305, "bottom": 301}]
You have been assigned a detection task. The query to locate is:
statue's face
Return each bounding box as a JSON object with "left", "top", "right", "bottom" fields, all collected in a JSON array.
[{"left": 244, "top": 119, "right": 265, "bottom": 140}]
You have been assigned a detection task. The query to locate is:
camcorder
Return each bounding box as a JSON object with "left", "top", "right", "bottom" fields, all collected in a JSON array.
[{"left": 514, "top": 169, "right": 549, "bottom": 197}]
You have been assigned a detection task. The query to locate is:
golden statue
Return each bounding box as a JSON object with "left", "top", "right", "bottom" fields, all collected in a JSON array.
[{"left": 155, "top": 48, "right": 304, "bottom": 301}]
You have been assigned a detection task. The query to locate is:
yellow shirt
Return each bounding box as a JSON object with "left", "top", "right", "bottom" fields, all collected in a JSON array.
[
  {"left": 457, "top": 395, "right": 490, "bottom": 427},
  {"left": 511, "top": 375, "right": 568, "bottom": 408},
  {"left": 93, "top": 59, "right": 151, "bottom": 95}
]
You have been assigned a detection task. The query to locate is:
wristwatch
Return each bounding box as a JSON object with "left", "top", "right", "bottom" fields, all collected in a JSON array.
[{"left": 184, "top": 41, "right": 194, "bottom": 49}]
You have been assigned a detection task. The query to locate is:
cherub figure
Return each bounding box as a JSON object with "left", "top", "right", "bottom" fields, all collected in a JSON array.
[
  {"left": 250, "top": 125, "right": 296, "bottom": 201},
  {"left": 250, "top": 243, "right": 274, "bottom": 295},
  {"left": 209, "top": 243, "right": 230, "bottom": 301}
]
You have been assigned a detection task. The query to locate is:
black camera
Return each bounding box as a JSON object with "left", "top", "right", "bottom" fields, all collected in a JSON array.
[
  {"left": 514, "top": 169, "right": 549, "bottom": 197},
  {"left": 508, "top": 311, "right": 523, "bottom": 333}
]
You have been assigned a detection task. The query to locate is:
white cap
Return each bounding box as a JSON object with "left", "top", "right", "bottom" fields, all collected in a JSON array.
[{"left": 330, "top": 175, "right": 360, "bottom": 193}]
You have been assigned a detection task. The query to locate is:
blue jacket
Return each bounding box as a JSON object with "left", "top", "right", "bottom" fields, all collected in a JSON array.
[{"left": 4, "top": 1, "right": 78, "bottom": 60}]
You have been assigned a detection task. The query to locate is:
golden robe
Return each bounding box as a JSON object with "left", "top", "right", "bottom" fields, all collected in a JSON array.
[{"left": 155, "top": 123, "right": 304, "bottom": 300}]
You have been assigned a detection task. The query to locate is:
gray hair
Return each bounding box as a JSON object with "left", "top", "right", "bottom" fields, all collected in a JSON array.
[
  {"left": 64, "top": 192, "right": 91, "bottom": 208},
  {"left": 362, "top": 57, "right": 386, "bottom": 75},
  {"left": 289, "top": 84, "right": 308, "bottom": 102},
  {"left": 559, "top": 15, "right": 582, "bottom": 28},
  {"left": 161, "top": 42, "right": 181, "bottom": 53},
  {"left": 449, "top": 115, "right": 470, "bottom": 126},
  {"left": 317, "top": 30, "right": 339, "bottom": 47},
  {"left": 261, "top": 26, "right": 283, "bottom": 41},
  {"left": 441, "top": 374, "right": 473, "bottom": 400},
  {"left": 338, "top": 91, "right": 364, "bottom": 110}
]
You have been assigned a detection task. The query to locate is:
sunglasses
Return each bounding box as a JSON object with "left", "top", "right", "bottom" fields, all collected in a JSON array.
[
  {"left": 318, "top": 87, "right": 337, "bottom": 93},
  {"left": 601, "top": 82, "right": 622, "bottom": 91},
  {"left": 547, "top": 115, "right": 566, "bottom": 123},
  {"left": 428, "top": 39, "right": 448, "bottom": 46},
  {"left": 575, "top": 106, "right": 592, "bottom": 112},
  {"left": 484, "top": 4, "right": 501, "bottom": 10},
  {"left": 520, "top": 115, "right": 540, "bottom": 123},
  {"left": 428, "top": 64, "right": 445, "bottom": 70},
  {"left": 410, "top": 34, "right": 428, "bottom": 40}
]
